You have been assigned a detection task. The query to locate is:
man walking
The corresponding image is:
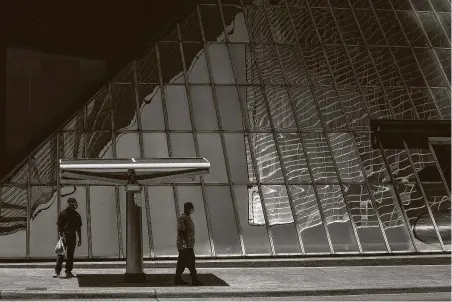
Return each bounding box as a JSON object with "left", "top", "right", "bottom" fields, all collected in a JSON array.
[
  {"left": 53, "top": 198, "right": 82, "bottom": 278},
  {"left": 174, "top": 202, "right": 203, "bottom": 286}
]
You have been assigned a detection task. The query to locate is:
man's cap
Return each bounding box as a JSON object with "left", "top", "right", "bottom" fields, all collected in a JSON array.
[
  {"left": 68, "top": 198, "right": 77, "bottom": 204},
  {"left": 184, "top": 202, "right": 194, "bottom": 211}
]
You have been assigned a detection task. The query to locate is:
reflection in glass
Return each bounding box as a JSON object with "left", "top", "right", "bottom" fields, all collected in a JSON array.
[
  {"left": 250, "top": 133, "right": 284, "bottom": 183},
  {"left": 276, "top": 133, "right": 310, "bottom": 184},
  {"left": 234, "top": 185, "right": 271, "bottom": 255},
  {"left": 115, "top": 132, "right": 140, "bottom": 158},
  {"left": 328, "top": 133, "right": 364, "bottom": 183},
  {"left": 289, "top": 185, "right": 331, "bottom": 254},
  {"left": 205, "top": 186, "right": 241, "bottom": 255},
  {"left": 148, "top": 186, "right": 178, "bottom": 257},
  {"left": 197, "top": 133, "right": 229, "bottom": 183},
  {"left": 316, "top": 184, "right": 359, "bottom": 253},
  {"left": 90, "top": 186, "right": 119, "bottom": 257},
  {"left": 302, "top": 133, "right": 339, "bottom": 183},
  {"left": 0, "top": 186, "right": 27, "bottom": 257},
  {"left": 190, "top": 86, "right": 219, "bottom": 130}
]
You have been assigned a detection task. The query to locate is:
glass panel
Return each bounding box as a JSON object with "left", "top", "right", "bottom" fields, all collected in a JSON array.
[
  {"left": 347, "top": 47, "right": 380, "bottom": 87},
  {"left": 142, "top": 133, "right": 169, "bottom": 157},
  {"left": 179, "top": 10, "right": 203, "bottom": 42},
  {"left": 176, "top": 185, "right": 211, "bottom": 256},
  {"left": 197, "top": 133, "right": 228, "bottom": 183},
  {"left": 316, "top": 185, "right": 359, "bottom": 253},
  {"left": 229, "top": 44, "right": 260, "bottom": 85},
  {"left": 165, "top": 85, "right": 192, "bottom": 130},
  {"left": 355, "top": 10, "right": 386, "bottom": 46},
  {"left": 369, "top": 47, "right": 405, "bottom": 87},
  {"left": 111, "top": 84, "right": 138, "bottom": 131},
  {"left": 312, "top": 87, "right": 348, "bottom": 130},
  {"left": 277, "top": 45, "right": 309, "bottom": 86},
  {"left": 290, "top": 88, "right": 322, "bottom": 130},
  {"left": 170, "top": 133, "right": 200, "bottom": 183},
  {"left": 63, "top": 111, "right": 84, "bottom": 131},
  {"left": 85, "top": 87, "right": 112, "bottom": 131},
  {"left": 413, "top": 48, "right": 448, "bottom": 88},
  {"left": 29, "top": 186, "right": 57, "bottom": 257},
  {"left": 275, "top": 133, "right": 311, "bottom": 184},
  {"left": 136, "top": 48, "right": 159, "bottom": 84},
  {"left": 139, "top": 84, "right": 165, "bottom": 130},
  {"left": 311, "top": 8, "right": 342, "bottom": 44},
  {"left": 207, "top": 44, "right": 236, "bottom": 84},
  {"left": 328, "top": 133, "right": 365, "bottom": 183},
  {"left": 343, "top": 184, "right": 387, "bottom": 252},
  {"left": 182, "top": 43, "right": 210, "bottom": 84},
  {"left": 302, "top": 133, "right": 339, "bottom": 183},
  {"left": 376, "top": 11, "right": 409, "bottom": 46},
  {"left": 386, "top": 88, "right": 417, "bottom": 120},
  {"left": 333, "top": 9, "right": 365, "bottom": 45},
  {"left": 271, "top": 223, "right": 302, "bottom": 254},
  {"left": 337, "top": 89, "right": 369, "bottom": 129},
  {"left": 250, "top": 133, "right": 285, "bottom": 183},
  {"left": 244, "top": 6, "right": 273, "bottom": 43},
  {"left": 361, "top": 88, "right": 393, "bottom": 120},
  {"left": 227, "top": 11, "right": 250, "bottom": 43},
  {"left": 158, "top": 42, "right": 185, "bottom": 84},
  {"left": 396, "top": 182, "right": 442, "bottom": 250},
  {"left": 289, "top": 8, "right": 321, "bottom": 45},
  {"left": 264, "top": 87, "right": 297, "bottom": 130},
  {"left": 242, "top": 86, "right": 272, "bottom": 130},
  {"left": 392, "top": 47, "right": 426, "bottom": 87},
  {"left": 0, "top": 186, "right": 27, "bottom": 257},
  {"left": 90, "top": 186, "right": 119, "bottom": 257},
  {"left": 115, "top": 132, "right": 140, "bottom": 158},
  {"left": 396, "top": 11, "right": 430, "bottom": 47},
  {"left": 86, "top": 132, "right": 114, "bottom": 159},
  {"left": 234, "top": 185, "right": 271, "bottom": 255},
  {"left": 60, "top": 132, "right": 85, "bottom": 159},
  {"left": 31, "top": 137, "right": 57, "bottom": 185},
  {"left": 431, "top": 88, "right": 451, "bottom": 119},
  {"left": 353, "top": 133, "right": 390, "bottom": 183},
  {"left": 417, "top": 12, "right": 450, "bottom": 47},
  {"left": 302, "top": 46, "right": 334, "bottom": 86},
  {"left": 290, "top": 185, "right": 331, "bottom": 254},
  {"left": 215, "top": 86, "right": 244, "bottom": 130},
  {"left": 205, "top": 186, "right": 241, "bottom": 255},
  {"left": 369, "top": 184, "right": 415, "bottom": 252},
  {"left": 261, "top": 185, "right": 294, "bottom": 224},
  {"left": 224, "top": 133, "right": 249, "bottom": 183},
  {"left": 409, "top": 88, "right": 441, "bottom": 120},
  {"left": 200, "top": 4, "right": 228, "bottom": 42},
  {"left": 245, "top": 136, "right": 257, "bottom": 183},
  {"left": 119, "top": 186, "right": 150, "bottom": 258},
  {"left": 324, "top": 45, "right": 358, "bottom": 87},
  {"left": 266, "top": 7, "right": 297, "bottom": 44},
  {"left": 190, "top": 86, "right": 219, "bottom": 130},
  {"left": 254, "top": 44, "right": 285, "bottom": 85},
  {"left": 148, "top": 186, "right": 178, "bottom": 257}
]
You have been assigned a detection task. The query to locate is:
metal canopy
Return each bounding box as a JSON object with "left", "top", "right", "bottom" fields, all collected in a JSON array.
[
  {"left": 58, "top": 157, "right": 210, "bottom": 282},
  {"left": 59, "top": 157, "right": 210, "bottom": 185}
]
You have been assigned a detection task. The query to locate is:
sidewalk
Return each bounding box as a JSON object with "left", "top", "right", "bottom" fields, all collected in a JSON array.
[{"left": 0, "top": 265, "right": 450, "bottom": 300}]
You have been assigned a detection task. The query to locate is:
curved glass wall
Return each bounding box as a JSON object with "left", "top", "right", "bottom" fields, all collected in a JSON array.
[{"left": 0, "top": 0, "right": 450, "bottom": 258}]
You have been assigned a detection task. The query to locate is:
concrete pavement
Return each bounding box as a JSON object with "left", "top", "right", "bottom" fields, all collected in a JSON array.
[{"left": 0, "top": 264, "right": 450, "bottom": 300}]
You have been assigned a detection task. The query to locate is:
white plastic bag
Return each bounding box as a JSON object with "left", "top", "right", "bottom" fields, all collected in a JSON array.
[{"left": 54, "top": 237, "right": 66, "bottom": 256}]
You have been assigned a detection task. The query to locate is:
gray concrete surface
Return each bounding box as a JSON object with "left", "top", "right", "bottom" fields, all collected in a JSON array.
[{"left": 0, "top": 265, "right": 449, "bottom": 300}]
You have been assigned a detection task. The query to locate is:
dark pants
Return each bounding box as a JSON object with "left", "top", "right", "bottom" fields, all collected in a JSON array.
[
  {"left": 176, "top": 248, "right": 197, "bottom": 278},
  {"left": 55, "top": 234, "right": 76, "bottom": 274}
]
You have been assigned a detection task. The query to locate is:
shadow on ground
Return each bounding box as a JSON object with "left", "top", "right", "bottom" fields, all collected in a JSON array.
[{"left": 77, "top": 274, "right": 229, "bottom": 287}]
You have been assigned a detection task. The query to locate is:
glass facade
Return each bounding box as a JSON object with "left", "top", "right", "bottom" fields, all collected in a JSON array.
[{"left": 0, "top": 0, "right": 450, "bottom": 258}]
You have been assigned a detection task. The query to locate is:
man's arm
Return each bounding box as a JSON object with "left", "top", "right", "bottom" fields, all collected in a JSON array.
[
  {"left": 57, "top": 212, "right": 65, "bottom": 238},
  {"left": 177, "top": 217, "right": 187, "bottom": 247},
  {"left": 76, "top": 214, "right": 82, "bottom": 246}
]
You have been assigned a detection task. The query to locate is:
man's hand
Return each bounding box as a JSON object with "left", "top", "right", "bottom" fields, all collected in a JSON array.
[
  {"left": 77, "top": 239, "right": 82, "bottom": 246},
  {"left": 182, "top": 241, "right": 187, "bottom": 249}
]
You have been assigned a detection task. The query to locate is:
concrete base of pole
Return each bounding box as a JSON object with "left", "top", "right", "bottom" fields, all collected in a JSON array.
[{"left": 123, "top": 272, "right": 147, "bottom": 283}]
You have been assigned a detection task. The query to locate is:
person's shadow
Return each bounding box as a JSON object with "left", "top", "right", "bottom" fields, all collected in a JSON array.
[{"left": 77, "top": 273, "right": 229, "bottom": 287}]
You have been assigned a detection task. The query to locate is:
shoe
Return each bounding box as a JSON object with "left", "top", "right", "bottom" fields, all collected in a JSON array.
[
  {"left": 174, "top": 278, "right": 189, "bottom": 286},
  {"left": 53, "top": 272, "right": 60, "bottom": 278},
  {"left": 191, "top": 278, "right": 204, "bottom": 286},
  {"left": 65, "top": 272, "right": 76, "bottom": 278}
]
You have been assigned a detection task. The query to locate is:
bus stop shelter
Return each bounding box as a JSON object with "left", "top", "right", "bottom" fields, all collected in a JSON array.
[{"left": 59, "top": 158, "right": 210, "bottom": 282}]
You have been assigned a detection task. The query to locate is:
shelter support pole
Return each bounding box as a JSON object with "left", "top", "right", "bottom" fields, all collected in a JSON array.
[{"left": 124, "top": 171, "right": 146, "bottom": 282}]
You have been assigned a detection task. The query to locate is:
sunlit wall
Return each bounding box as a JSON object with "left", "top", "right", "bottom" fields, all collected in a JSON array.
[{"left": 0, "top": 0, "right": 450, "bottom": 259}]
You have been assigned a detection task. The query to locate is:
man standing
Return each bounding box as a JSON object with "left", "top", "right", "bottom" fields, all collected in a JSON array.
[
  {"left": 53, "top": 198, "right": 82, "bottom": 278},
  {"left": 174, "top": 202, "right": 203, "bottom": 286}
]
